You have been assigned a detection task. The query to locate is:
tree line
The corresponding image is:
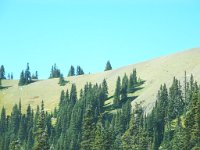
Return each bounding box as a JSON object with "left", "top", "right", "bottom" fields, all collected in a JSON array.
[{"left": 1, "top": 69, "right": 199, "bottom": 149}]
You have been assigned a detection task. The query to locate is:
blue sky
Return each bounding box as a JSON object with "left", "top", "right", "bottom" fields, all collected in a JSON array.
[{"left": 0, "top": 0, "right": 200, "bottom": 79}]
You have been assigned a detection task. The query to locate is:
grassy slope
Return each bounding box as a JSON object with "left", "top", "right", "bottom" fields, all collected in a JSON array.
[{"left": 0, "top": 47, "right": 200, "bottom": 114}]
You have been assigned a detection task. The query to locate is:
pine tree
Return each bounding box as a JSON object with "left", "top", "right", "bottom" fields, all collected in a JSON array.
[
  {"left": 0, "top": 65, "right": 6, "bottom": 79},
  {"left": 80, "top": 108, "right": 95, "bottom": 150},
  {"left": 77, "top": 66, "right": 84, "bottom": 76},
  {"left": 0, "top": 107, "right": 6, "bottom": 133},
  {"left": 102, "top": 79, "right": 108, "bottom": 100},
  {"left": 58, "top": 74, "right": 66, "bottom": 86},
  {"left": 49, "top": 64, "right": 61, "bottom": 78},
  {"left": 18, "top": 71, "right": 25, "bottom": 86},
  {"left": 121, "top": 74, "right": 128, "bottom": 101},
  {"left": 68, "top": 65, "right": 75, "bottom": 77},
  {"left": 25, "top": 63, "right": 32, "bottom": 84},
  {"left": 104, "top": 61, "right": 112, "bottom": 71},
  {"left": 11, "top": 73, "right": 13, "bottom": 80},
  {"left": 70, "top": 84, "right": 77, "bottom": 106},
  {"left": 34, "top": 102, "right": 49, "bottom": 150},
  {"left": 113, "top": 77, "right": 121, "bottom": 107},
  {"left": 93, "top": 116, "right": 104, "bottom": 150}
]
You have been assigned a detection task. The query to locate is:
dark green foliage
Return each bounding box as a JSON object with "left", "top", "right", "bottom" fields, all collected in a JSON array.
[
  {"left": 18, "top": 63, "right": 32, "bottom": 86},
  {"left": 121, "top": 74, "right": 128, "bottom": 101},
  {"left": 50, "top": 64, "right": 61, "bottom": 78},
  {"left": 113, "top": 76, "right": 121, "bottom": 107},
  {"left": 0, "top": 72, "right": 199, "bottom": 150},
  {"left": 104, "top": 61, "right": 112, "bottom": 71},
  {"left": 18, "top": 71, "right": 25, "bottom": 86},
  {"left": 32, "top": 71, "right": 38, "bottom": 79},
  {"left": 58, "top": 74, "right": 66, "bottom": 86},
  {"left": 128, "top": 69, "right": 137, "bottom": 93},
  {"left": 102, "top": 79, "right": 108, "bottom": 100},
  {"left": 77, "top": 66, "right": 84, "bottom": 76},
  {"left": 0, "top": 79, "right": 2, "bottom": 89},
  {"left": 68, "top": 65, "right": 75, "bottom": 77},
  {"left": 80, "top": 108, "right": 95, "bottom": 150},
  {"left": 0, "top": 65, "right": 6, "bottom": 79}
]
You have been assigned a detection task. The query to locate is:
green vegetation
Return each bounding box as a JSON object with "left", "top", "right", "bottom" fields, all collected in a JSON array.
[
  {"left": 104, "top": 60, "right": 112, "bottom": 71},
  {"left": 68, "top": 65, "right": 84, "bottom": 77},
  {"left": 50, "top": 64, "right": 61, "bottom": 78},
  {"left": 1, "top": 49, "right": 200, "bottom": 150},
  {"left": 18, "top": 63, "right": 32, "bottom": 86},
  {"left": 0, "top": 65, "right": 6, "bottom": 79}
]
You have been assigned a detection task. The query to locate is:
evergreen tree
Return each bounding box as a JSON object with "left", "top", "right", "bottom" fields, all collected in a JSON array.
[
  {"left": 70, "top": 84, "right": 77, "bottom": 106},
  {"left": 34, "top": 102, "right": 49, "bottom": 150},
  {"left": 18, "top": 71, "right": 25, "bottom": 86},
  {"left": 25, "top": 63, "right": 32, "bottom": 84},
  {"left": 80, "top": 108, "right": 95, "bottom": 150},
  {"left": 102, "top": 79, "right": 108, "bottom": 100},
  {"left": 11, "top": 73, "right": 13, "bottom": 80},
  {"left": 121, "top": 74, "right": 128, "bottom": 101},
  {"left": 0, "top": 65, "right": 6, "bottom": 79},
  {"left": 114, "top": 76, "right": 121, "bottom": 107},
  {"left": 77, "top": 66, "right": 84, "bottom": 76},
  {"left": 50, "top": 64, "right": 61, "bottom": 78},
  {"left": 93, "top": 116, "right": 104, "bottom": 150},
  {"left": 58, "top": 74, "right": 66, "bottom": 86},
  {"left": 104, "top": 61, "right": 112, "bottom": 71},
  {"left": 68, "top": 65, "right": 75, "bottom": 77}
]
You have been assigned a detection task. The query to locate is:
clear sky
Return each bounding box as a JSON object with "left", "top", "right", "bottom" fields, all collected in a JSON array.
[{"left": 0, "top": 0, "right": 200, "bottom": 79}]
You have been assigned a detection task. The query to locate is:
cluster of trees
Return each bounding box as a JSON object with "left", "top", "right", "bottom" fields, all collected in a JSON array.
[
  {"left": 113, "top": 69, "right": 138, "bottom": 107},
  {"left": 50, "top": 64, "right": 61, "bottom": 78},
  {"left": 68, "top": 65, "right": 84, "bottom": 77},
  {"left": 19, "top": 63, "right": 38, "bottom": 86},
  {"left": 0, "top": 65, "right": 13, "bottom": 80},
  {"left": 0, "top": 71, "right": 199, "bottom": 149}
]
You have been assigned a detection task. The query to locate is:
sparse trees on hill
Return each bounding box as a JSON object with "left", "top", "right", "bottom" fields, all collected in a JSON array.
[
  {"left": 32, "top": 71, "right": 38, "bottom": 80},
  {"left": 68, "top": 65, "right": 84, "bottom": 76},
  {"left": 104, "top": 61, "right": 112, "bottom": 71},
  {"left": 18, "top": 63, "right": 33, "bottom": 86},
  {"left": 50, "top": 64, "right": 61, "bottom": 78}
]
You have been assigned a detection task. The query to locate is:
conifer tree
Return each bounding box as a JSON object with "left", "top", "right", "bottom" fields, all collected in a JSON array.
[
  {"left": 58, "top": 74, "right": 66, "bottom": 86},
  {"left": 102, "top": 79, "right": 108, "bottom": 100},
  {"left": 77, "top": 66, "right": 84, "bottom": 76},
  {"left": 81, "top": 108, "right": 95, "bottom": 150},
  {"left": 18, "top": 71, "right": 25, "bottom": 86},
  {"left": 68, "top": 65, "right": 75, "bottom": 77},
  {"left": 113, "top": 77, "right": 121, "bottom": 107},
  {"left": 121, "top": 74, "right": 128, "bottom": 101},
  {"left": 0, "top": 65, "right": 6, "bottom": 79},
  {"left": 104, "top": 61, "right": 112, "bottom": 71},
  {"left": 25, "top": 63, "right": 31, "bottom": 84},
  {"left": 70, "top": 84, "right": 77, "bottom": 106},
  {"left": 93, "top": 116, "right": 104, "bottom": 150},
  {"left": 34, "top": 102, "right": 49, "bottom": 150}
]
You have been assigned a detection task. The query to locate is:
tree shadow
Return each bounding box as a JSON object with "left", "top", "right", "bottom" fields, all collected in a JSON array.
[
  {"left": 0, "top": 86, "right": 12, "bottom": 90},
  {"left": 104, "top": 79, "right": 146, "bottom": 112}
]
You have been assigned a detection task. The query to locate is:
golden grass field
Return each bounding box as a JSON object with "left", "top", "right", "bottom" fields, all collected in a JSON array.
[{"left": 1, "top": 47, "right": 200, "bottom": 114}]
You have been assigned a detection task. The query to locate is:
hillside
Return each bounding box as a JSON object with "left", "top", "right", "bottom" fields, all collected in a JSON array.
[{"left": 0, "top": 47, "right": 200, "bottom": 114}]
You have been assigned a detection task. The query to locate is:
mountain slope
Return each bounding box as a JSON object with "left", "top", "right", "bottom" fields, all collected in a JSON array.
[{"left": 0, "top": 47, "right": 200, "bottom": 114}]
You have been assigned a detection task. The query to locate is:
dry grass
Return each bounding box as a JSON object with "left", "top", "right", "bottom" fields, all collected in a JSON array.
[{"left": 1, "top": 47, "right": 200, "bottom": 114}]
